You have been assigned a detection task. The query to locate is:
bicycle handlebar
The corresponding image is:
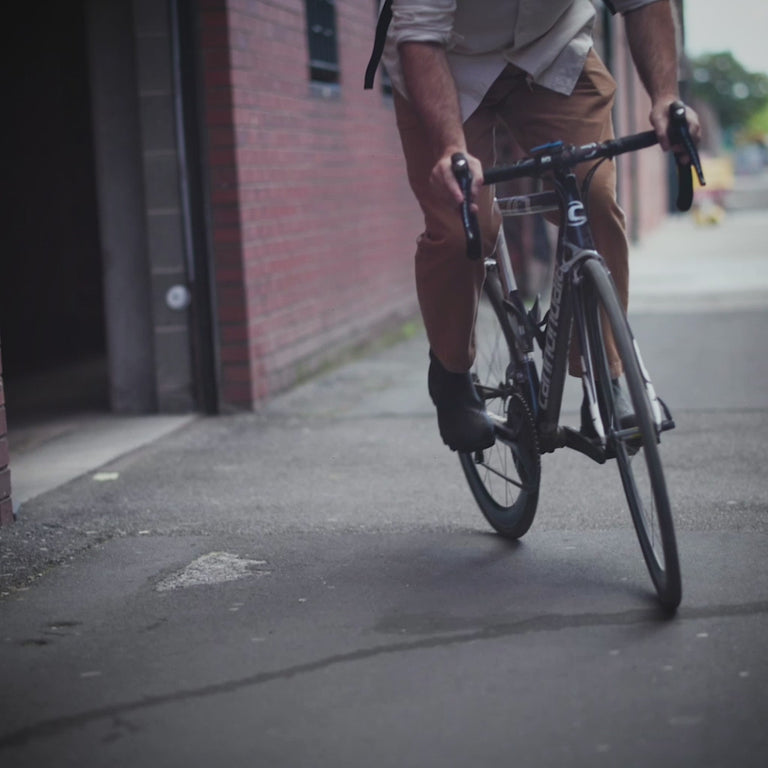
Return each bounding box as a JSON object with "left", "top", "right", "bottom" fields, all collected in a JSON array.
[
  {"left": 451, "top": 153, "right": 483, "bottom": 261},
  {"left": 452, "top": 101, "right": 705, "bottom": 257},
  {"left": 482, "top": 131, "right": 659, "bottom": 186}
]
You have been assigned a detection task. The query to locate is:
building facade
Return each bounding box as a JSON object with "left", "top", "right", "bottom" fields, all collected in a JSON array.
[{"left": 0, "top": 0, "right": 684, "bottom": 522}]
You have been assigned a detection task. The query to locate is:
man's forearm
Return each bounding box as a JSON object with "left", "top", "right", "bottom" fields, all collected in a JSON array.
[
  {"left": 624, "top": 0, "right": 680, "bottom": 102},
  {"left": 622, "top": 0, "right": 700, "bottom": 150},
  {"left": 399, "top": 41, "right": 466, "bottom": 157}
]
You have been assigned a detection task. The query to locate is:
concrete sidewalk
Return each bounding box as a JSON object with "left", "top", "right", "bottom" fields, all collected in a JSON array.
[
  {"left": 6, "top": 206, "right": 768, "bottom": 518},
  {"left": 629, "top": 208, "right": 768, "bottom": 313}
]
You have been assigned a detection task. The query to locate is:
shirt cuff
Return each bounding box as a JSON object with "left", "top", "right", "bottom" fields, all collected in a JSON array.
[{"left": 390, "top": 3, "right": 455, "bottom": 47}]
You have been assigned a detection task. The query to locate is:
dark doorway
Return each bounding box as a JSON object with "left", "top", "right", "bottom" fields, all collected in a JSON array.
[{"left": 0, "top": 1, "right": 107, "bottom": 425}]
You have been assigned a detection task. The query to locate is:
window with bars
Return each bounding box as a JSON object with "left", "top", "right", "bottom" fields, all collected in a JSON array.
[{"left": 305, "top": 0, "right": 340, "bottom": 84}]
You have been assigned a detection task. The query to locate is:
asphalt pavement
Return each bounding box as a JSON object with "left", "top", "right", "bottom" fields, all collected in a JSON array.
[{"left": 1, "top": 205, "right": 767, "bottom": 767}]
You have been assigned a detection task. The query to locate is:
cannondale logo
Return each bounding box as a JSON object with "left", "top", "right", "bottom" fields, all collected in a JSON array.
[{"left": 567, "top": 201, "right": 588, "bottom": 227}]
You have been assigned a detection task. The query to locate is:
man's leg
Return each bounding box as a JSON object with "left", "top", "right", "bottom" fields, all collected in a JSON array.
[
  {"left": 393, "top": 90, "right": 500, "bottom": 451},
  {"left": 491, "top": 50, "right": 629, "bottom": 379},
  {"left": 393, "top": 91, "right": 499, "bottom": 373}
]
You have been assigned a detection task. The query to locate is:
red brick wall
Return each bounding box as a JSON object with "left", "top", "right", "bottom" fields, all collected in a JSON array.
[
  {"left": 200, "top": 0, "right": 422, "bottom": 408},
  {"left": 0, "top": 341, "right": 13, "bottom": 525}
]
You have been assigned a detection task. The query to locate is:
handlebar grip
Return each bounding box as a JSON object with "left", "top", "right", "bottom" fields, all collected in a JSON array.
[
  {"left": 451, "top": 153, "right": 482, "bottom": 261},
  {"left": 668, "top": 101, "right": 705, "bottom": 212},
  {"left": 675, "top": 162, "right": 694, "bottom": 212}
]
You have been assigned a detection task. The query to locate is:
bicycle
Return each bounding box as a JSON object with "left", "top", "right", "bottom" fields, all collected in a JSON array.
[{"left": 452, "top": 102, "right": 704, "bottom": 611}]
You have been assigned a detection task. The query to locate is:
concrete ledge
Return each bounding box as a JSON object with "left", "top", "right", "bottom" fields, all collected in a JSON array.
[{"left": 10, "top": 414, "right": 196, "bottom": 514}]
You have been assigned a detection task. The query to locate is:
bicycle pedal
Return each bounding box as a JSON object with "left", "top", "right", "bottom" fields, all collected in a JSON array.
[{"left": 658, "top": 396, "right": 676, "bottom": 432}]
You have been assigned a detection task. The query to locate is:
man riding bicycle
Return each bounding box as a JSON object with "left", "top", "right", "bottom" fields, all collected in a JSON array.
[{"left": 365, "top": 0, "right": 701, "bottom": 453}]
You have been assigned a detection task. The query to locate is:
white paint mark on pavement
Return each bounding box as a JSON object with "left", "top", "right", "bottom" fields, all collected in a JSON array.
[
  {"left": 155, "top": 552, "right": 270, "bottom": 592},
  {"left": 93, "top": 472, "right": 120, "bottom": 482}
]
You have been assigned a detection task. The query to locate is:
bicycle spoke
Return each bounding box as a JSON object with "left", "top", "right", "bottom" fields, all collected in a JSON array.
[{"left": 475, "top": 459, "right": 531, "bottom": 491}]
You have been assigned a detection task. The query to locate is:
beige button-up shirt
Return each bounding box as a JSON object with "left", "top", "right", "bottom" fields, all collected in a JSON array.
[{"left": 381, "top": 0, "right": 661, "bottom": 120}]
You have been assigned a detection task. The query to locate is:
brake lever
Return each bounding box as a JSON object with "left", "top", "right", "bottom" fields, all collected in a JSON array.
[
  {"left": 668, "top": 101, "right": 705, "bottom": 212},
  {"left": 451, "top": 153, "right": 482, "bottom": 261}
]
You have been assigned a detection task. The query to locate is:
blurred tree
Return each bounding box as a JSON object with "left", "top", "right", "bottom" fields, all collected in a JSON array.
[
  {"left": 690, "top": 52, "right": 768, "bottom": 130},
  {"left": 746, "top": 102, "right": 768, "bottom": 136}
]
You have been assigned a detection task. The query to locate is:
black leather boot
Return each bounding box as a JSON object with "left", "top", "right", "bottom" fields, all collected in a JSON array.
[{"left": 428, "top": 350, "right": 495, "bottom": 452}]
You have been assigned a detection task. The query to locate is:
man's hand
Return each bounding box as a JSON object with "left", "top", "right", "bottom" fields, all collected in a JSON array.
[
  {"left": 649, "top": 98, "right": 702, "bottom": 162},
  {"left": 431, "top": 150, "right": 484, "bottom": 210},
  {"left": 399, "top": 42, "right": 483, "bottom": 208}
]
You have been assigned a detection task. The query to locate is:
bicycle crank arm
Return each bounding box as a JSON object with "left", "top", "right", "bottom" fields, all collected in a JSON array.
[
  {"left": 489, "top": 414, "right": 607, "bottom": 465},
  {"left": 560, "top": 427, "right": 607, "bottom": 464}
]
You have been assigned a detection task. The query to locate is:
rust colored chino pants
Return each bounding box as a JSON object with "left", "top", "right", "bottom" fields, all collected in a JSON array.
[{"left": 394, "top": 49, "right": 629, "bottom": 378}]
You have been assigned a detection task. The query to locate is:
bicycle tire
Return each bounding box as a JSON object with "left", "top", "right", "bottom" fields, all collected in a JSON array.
[
  {"left": 458, "top": 271, "right": 541, "bottom": 539},
  {"left": 580, "top": 258, "right": 682, "bottom": 609}
]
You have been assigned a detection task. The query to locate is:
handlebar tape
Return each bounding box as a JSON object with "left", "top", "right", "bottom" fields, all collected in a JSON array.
[
  {"left": 668, "top": 100, "right": 705, "bottom": 212},
  {"left": 451, "top": 154, "right": 483, "bottom": 261}
]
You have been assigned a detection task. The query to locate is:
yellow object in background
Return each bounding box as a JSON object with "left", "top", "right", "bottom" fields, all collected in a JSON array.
[
  {"left": 691, "top": 155, "right": 733, "bottom": 225},
  {"left": 695, "top": 156, "right": 734, "bottom": 192}
]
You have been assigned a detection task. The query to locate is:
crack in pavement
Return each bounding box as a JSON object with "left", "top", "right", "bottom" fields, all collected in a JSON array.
[{"left": 2, "top": 599, "right": 767, "bottom": 749}]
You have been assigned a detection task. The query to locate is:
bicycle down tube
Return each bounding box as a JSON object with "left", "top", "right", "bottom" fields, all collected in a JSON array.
[{"left": 536, "top": 166, "right": 601, "bottom": 452}]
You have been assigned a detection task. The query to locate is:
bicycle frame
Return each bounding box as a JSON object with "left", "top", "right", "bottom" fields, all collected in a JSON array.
[
  {"left": 491, "top": 167, "right": 593, "bottom": 452},
  {"left": 490, "top": 163, "right": 671, "bottom": 463},
  {"left": 455, "top": 106, "right": 698, "bottom": 607}
]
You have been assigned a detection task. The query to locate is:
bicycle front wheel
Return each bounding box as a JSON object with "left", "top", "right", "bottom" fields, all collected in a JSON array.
[
  {"left": 581, "top": 259, "right": 681, "bottom": 609},
  {"left": 458, "top": 271, "right": 540, "bottom": 539}
]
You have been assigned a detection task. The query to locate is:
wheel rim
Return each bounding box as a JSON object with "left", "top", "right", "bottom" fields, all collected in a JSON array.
[{"left": 582, "top": 259, "right": 680, "bottom": 607}]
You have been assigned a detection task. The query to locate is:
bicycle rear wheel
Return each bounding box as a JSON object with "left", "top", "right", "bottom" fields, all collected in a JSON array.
[
  {"left": 581, "top": 259, "right": 681, "bottom": 609},
  {"left": 458, "top": 271, "right": 540, "bottom": 539}
]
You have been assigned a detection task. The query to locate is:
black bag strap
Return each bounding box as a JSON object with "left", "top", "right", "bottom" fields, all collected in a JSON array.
[
  {"left": 364, "top": 0, "right": 393, "bottom": 89},
  {"left": 603, "top": 1, "right": 617, "bottom": 13}
]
